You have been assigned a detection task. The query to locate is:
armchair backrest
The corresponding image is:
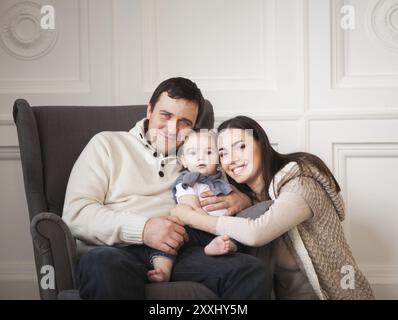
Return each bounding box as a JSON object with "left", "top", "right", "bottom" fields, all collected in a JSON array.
[{"left": 13, "top": 99, "right": 214, "bottom": 220}]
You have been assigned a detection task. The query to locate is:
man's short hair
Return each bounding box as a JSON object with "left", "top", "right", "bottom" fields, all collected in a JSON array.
[{"left": 149, "top": 77, "right": 205, "bottom": 115}]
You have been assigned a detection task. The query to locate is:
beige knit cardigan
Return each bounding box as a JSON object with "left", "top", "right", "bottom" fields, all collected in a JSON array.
[{"left": 270, "top": 162, "right": 374, "bottom": 299}]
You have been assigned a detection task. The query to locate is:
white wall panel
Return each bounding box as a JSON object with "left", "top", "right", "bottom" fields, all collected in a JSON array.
[
  {"left": 0, "top": 0, "right": 114, "bottom": 116},
  {"left": 0, "top": 0, "right": 116, "bottom": 299},
  {"left": 345, "top": 154, "right": 398, "bottom": 262},
  {"left": 343, "top": 150, "right": 398, "bottom": 298},
  {"left": 309, "top": 119, "right": 398, "bottom": 298},
  {"left": 137, "top": 0, "right": 304, "bottom": 115},
  {"left": 309, "top": 118, "right": 398, "bottom": 167},
  {"left": 0, "top": 150, "right": 38, "bottom": 299},
  {"left": 309, "top": 0, "right": 398, "bottom": 112},
  {"left": 0, "top": 0, "right": 89, "bottom": 94},
  {"left": 215, "top": 117, "right": 303, "bottom": 154},
  {"left": 142, "top": 0, "right": 275, "bottom": 91}
]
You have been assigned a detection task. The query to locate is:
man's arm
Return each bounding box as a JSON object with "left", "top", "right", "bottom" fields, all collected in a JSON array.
[
  {"left": 62, "top": 133, "right": 148, "bottom": 246},
  {"left": 143, "top": 216, "right": 188, "bottom": 255},
  {"left": 62, "top": 133, "right": 187, "bottom": 252}
]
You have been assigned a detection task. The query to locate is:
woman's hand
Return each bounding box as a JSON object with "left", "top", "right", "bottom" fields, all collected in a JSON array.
[{"left": 200, "top": 185, "right": 252, "bottom": 216}]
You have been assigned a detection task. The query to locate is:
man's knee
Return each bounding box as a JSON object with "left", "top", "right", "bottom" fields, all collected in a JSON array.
[
  {"left": 79, "top": 247, "right": 124, "bottom": 273},
  {"left": 224, "top": 253, "right": 272, "bottom": 299},
  {"left": 223, "top": 252, "right": 265, "bottom": 270},
  {"left": 174, "top": 248, "right": 271, "bottom": 299},
  {"left": 78, "top": 246, "right": 148, "bottom": 278},
  {"left": 77, "top": 246, "right": 148, "bottom": 299},
  {"left": 234, "top": 253, "right": 272, "bottom": 281}
]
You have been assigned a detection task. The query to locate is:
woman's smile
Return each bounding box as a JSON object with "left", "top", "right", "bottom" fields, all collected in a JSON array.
[{"left": 230, "top": 163, "right": 247, "bottom": 175}]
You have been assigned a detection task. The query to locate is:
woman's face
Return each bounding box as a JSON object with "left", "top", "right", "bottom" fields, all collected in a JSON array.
[{"left": 217, "top": 128, "right": 262, "bottom": 187}]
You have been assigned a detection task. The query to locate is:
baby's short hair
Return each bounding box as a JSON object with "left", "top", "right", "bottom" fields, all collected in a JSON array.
[{"left": 178, "top": 128, "right": 217, "bottom": 157}]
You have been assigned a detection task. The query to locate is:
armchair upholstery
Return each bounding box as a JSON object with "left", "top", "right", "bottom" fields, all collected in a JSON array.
[{"left": 13, "top": 98, "right": 218, "bottom": 300}]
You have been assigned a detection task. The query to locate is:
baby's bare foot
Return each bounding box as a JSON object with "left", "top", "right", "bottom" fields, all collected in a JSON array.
[
  {"left": 204, "top": 235, "right": 237, "bottom": 256},
  {"left": 147, "top": 268, "right": 171, "bottom": 283}
]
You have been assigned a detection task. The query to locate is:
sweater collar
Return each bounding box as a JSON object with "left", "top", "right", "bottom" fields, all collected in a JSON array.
[
  {"left": 129, "top": 118, "right": 150, "bottom": 145},
  {"left": 129, "top": 118, "right": 179, "bottom": 162}
]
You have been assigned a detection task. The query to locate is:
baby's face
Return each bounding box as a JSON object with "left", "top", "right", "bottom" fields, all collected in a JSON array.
[{"left": 181, "top": 132, "right": 219, "bottom": 175}]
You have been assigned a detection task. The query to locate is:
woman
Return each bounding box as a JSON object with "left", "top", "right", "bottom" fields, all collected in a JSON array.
[{"left": 171, "top": 116, "right": 374, "bottom": 300}]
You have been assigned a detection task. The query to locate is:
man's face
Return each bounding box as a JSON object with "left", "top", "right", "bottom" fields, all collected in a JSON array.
[{"left": 146, "top": 92, "right": 199, "bottom": 156}]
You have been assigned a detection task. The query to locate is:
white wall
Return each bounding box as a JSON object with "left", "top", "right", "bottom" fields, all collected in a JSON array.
[{"left": 0, "top": 0, "right": 397, "bottom": 299}]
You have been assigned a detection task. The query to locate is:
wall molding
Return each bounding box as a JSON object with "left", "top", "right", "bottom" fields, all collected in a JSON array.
[
  {"left": 111, "top": 0, "right": 120, "bottom": 105},
  {"left": 332, "top": 142, "right": 398, "bottom": 244},
  {"left": 0, "top": 146, "right": 20, "bottom": 159},
  {"left": 331, "top": 0, "right": 398, "bottom": 89},
  {"left": 361, "top": 264, "right": 398, "bottom": 284},
  {"left": 0, "top": 262, "right": 38, "bottom": 300},
  {"left": 306, "top": 111, "right": 398, "bottom": 120},
  {"left": 0, "top": 0, "right": 91, "bottom": 94},
  {"left": 333, "top": 141, "right": 398, "bottom": 183},
  {"left": 0, "top": 261, "right": 396, "bottom": 299},
  {"left": 332, "top": 142, "right": 398, "bottom": 298},
  {"left": 0, "top": 262, "right": 36, "bottom": 280},
  {"left": 218, "top": 110, "right": 398, "bottom": 122},
  {"left": 215, "top": 112, "right": 302, "bottom": 122},
  {"left": 366, "top": 0, "right": 398, "bottom": 53},
  {"left": 0, "top": 1, "right": 58, "bottom": 61},
  {"left": 141, "top": 0, "right": 277, "bottom": 92},
  {"left": 0, "top": 117, "right": 14, "bottom": 125},
  {"left": 360, "top": 264, "right": 398, "bottom": 298},
  {"left": 3, "top": 110, "right": 398, "bottom": 125},
  {"left": 332, "top": 142, "right": 398, "bottom": 176}
]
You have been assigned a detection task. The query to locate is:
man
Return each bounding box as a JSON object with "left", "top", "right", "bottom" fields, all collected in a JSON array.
[{"left": 63, "top": 77, "right": 271, "bottom": 299}]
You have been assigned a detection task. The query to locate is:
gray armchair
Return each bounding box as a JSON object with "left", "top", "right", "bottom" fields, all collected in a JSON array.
[
  {"left": 14, "top": 98, "right": 278, "bottom": 300},
  {"left": 13, "top": 98, "right": 225, "bottom": 300}
]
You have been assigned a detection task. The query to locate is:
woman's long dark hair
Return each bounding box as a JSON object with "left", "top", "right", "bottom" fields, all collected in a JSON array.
[{"left": 218, "top": 116, "right": 341, "bottom": 201}]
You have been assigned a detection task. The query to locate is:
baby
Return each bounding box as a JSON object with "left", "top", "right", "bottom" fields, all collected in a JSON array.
[{"left": 147, "top": 129, "right": 240, "bottom": 283}]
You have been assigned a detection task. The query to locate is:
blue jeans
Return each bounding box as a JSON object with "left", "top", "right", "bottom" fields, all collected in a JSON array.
[
  {"left": 149, "top": 226, "right": 245, "bottom": 264},
  {"left": 78, "top": 243, "right": 271, "bottom": 299}
]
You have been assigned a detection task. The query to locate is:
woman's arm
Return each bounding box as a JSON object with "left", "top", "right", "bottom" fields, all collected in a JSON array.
[
  {"left": 170, "top": 204, "right": 218, "bottom": 234},
  {"left": 172, "top": 187, "right": 313, "bottom": 247},
  {"left": 172, "top": 194, "right": 218, "bottom": 233},
  {"left": 215, "top": 191, "right": 313, "bottom": 247},
  {"left": 178, "top": 194, "right": 209, "bottom": 216}
]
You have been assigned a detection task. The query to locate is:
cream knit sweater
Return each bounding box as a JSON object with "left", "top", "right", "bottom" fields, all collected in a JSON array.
[
  {"left": 216, "top": 162, "right": 375, "bottom": 300},
  {"left": 62, "top": 119, "right": 182, "bottom": 246}
]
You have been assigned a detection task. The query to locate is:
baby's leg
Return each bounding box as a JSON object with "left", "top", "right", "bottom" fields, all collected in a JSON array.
[
  {"left": 147, "top": 256, "right": 173, "bottom": 283},
  {"left": 204, "top": 235, "right": 237, "bottom": 256}
]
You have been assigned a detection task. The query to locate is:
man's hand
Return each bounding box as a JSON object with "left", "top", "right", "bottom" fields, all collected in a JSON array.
[
  {"left": 200, "top": 185, "right": 252, "bottom": 216},
  {"left": 142, "top": 216, "right": 188, "bottom": 255}
]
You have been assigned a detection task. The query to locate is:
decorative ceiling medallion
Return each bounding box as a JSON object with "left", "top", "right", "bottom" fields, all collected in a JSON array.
[
  {"left": 0, "top": 1, "right": 58, "bottom": 60},
  {"left": 367, "top": 0, "right": 398, "bottom": 52}
]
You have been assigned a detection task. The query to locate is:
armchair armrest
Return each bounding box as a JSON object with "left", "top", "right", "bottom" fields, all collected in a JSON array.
[
  {"left": 31, "top": 212, "right": 78, "bottom": 299},
  {"left": 236, "top": 200, "right": 274, "bottom": 219}
]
